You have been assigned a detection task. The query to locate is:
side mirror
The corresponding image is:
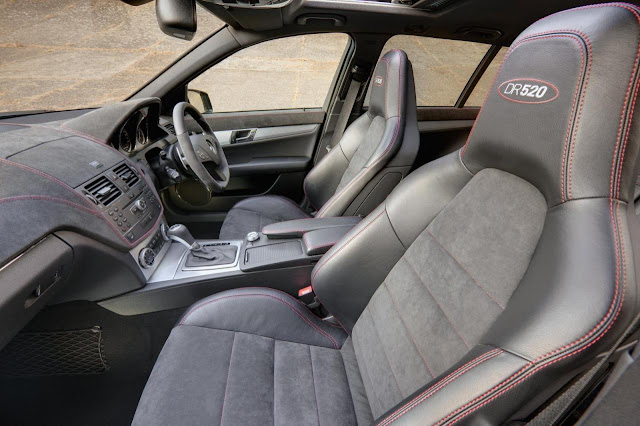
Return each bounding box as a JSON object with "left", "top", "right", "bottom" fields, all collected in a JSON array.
[
  {"left": 156, "top": 0, "right": 197, "bottom": 41},
  {"left": 187, "top": 89, "right": 213, "bottom": 114}
]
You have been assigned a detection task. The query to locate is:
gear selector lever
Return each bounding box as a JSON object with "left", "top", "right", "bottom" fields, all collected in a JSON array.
[
  {"left": 163, "top": 224, "right": 201, "bottom": 251},
  {"left": 162, "top": 224, "right": 235, "bottom": 263}
]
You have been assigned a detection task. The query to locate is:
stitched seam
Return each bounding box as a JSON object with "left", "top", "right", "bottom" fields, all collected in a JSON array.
[
  {"left": 264, "top": 222, "right": 357, "bottom": 236},
  {"left": 220, "top": 332, "right": 235, "bottom": 426},
  {"left": 0, "top": 124, "right": 165, "bottom": 248},
  {"left": 435, "top": 199, "right": 626, "bottom": 425},
  {"left": 425, "top": 229, "right": 505, "bottom": 310},
  {"left": 378, "top": 349, "right": 503, "bottom": 426},
  {"left": 352, "top": 331, "right": 385, "bottom": 417},
  {"left": 309, "top": 346, "right": 322, "bottom": 426},
  {"left": 311, "top": 209, "right": 386, "bottom": 286},
  {"left": 0, "top": 157, "right": 96, "bottom": 209},
  {"left": 382, "top": 282, "right": 435, "bottom": 378},
  {"left": 337, "top": 347, "right": 359, "bottom": 424},
  {"left": 610, "top": 4, "right": 640, "bottom": 199},
  {"left": 566, "top": 32, "right": 592, "bottom": 200},
  {"left": 0, "top": 195, "right": 104, "bottom": 217},
  {"left": 302, "top": 233, "right": 340, "bottom": 252},
  {"left": 179, "top": 293, "right": 339, "bottom": 349},
  {"left": 404, "top": 257, "right": 471, "bottom": 349},
  {"left": 317, "top": 51, "right": 405, "bottom": 218},
  {"left": 496, "top": 31, "right": 591, "bottom": 203},
  {"left": 459, "top": 30, "right": 589, "bottom": 168},
  {"left": 366, "top": 307, "right": 405, "bottom": 398}
]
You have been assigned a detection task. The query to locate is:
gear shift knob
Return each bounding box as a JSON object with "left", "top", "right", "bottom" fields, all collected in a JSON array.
[{"left": 163, "top": 224, "right": 201, "bottom": 251}]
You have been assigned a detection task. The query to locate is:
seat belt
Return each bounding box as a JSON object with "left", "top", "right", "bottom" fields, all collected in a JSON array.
[
  {"left": 326, "top": 79, "right": 361, "bottom": 153},
  {"left": 325, "top": 64, "right": 368, "bottom": 154},
  {"left": 527, "top": 309, "right": 640, "bottom": 426}
]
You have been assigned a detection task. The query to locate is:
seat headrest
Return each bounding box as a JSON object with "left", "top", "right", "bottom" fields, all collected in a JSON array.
[
  {"left": 462, "top": 3, "right": 640, "bottom": 206},
  {"left": 368, "top": 49, "right": 409, "bottom": 120}
]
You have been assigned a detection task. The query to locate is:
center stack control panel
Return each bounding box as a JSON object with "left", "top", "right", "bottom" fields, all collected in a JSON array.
[{"left": 78, "top": 161, "right": 163, "bottom": 243}]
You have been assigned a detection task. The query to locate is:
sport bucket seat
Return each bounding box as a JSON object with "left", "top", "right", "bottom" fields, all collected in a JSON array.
[
  {"left": 218, "top": 49, "right": 419, "bottom": 240},
  {"left": 133, "top": 4, "right": 640, "bottom": 424}
]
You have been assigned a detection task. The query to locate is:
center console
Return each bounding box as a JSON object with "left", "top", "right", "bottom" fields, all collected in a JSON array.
[{"left": 101, "top": 216, "right": 362, "bottom": 315}]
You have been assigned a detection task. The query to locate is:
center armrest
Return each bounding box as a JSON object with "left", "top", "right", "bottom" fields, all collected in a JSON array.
[
  {"left": 302, "top": 226, "right": 354, "bottom": 256},
  {"left": 262, "top": 216, "right": 362, "bottom": 239}
]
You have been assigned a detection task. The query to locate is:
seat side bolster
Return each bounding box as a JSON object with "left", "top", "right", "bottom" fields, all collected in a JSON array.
[
  {"left": 311, "top": 204, "right": 406, "bottom": 332},
  {"left": 179, "top": 287, "right": 347, "bottom": 349}
]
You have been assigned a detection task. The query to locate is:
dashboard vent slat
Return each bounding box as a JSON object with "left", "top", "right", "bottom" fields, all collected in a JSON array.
[
  {"left": 84, "top": 176, "right": 121, "bottom": 206},
  {"left": 113, "top": 163, "right": 139, "bottom": 188}
]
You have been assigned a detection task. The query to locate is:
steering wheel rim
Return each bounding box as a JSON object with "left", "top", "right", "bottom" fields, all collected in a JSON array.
[{"left": 172, "top": 102, "right": 230, "bottom": 193}]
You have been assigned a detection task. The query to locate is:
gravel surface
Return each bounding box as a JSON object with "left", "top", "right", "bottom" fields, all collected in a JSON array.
[{"left": 0, "top": 0, "right": 501, "bottom": 114}]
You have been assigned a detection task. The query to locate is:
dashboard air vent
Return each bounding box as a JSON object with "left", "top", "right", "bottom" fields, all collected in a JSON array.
[
  {"left": 84, "top": 176, "right": 121, "bottom": 206},
  {"left": 113, "top": 163, "right": 139, "bottom": 188},
  {"left": 163, "top": 122, "right": 175, "bottom": 135}
]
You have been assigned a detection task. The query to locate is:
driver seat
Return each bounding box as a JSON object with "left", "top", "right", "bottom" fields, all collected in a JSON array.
[
  {"left": 134, "top": 5, "right": 640, "bottom": 425},
  {"left": 218, "top": 49, "right": 419, "bottom": 240}
]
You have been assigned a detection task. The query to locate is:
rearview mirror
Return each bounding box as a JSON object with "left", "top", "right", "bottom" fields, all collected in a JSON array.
[
  {"left": 156, "top": 0, "right": 197, "bottom": 41},
  {"left": 187, "top": 89, "right": 213, "bottom": 114}
]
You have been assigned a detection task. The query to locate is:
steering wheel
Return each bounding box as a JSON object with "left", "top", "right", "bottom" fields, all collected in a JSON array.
[{"left": 172, "top": 102, "right": 230, "bottom": 193}]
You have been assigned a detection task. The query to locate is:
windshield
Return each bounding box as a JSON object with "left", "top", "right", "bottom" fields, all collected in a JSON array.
[{"left": 0, "top": 0, "right": 223, "bottom": 114}]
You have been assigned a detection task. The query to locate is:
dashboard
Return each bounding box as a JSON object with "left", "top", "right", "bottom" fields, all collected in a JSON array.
[{"left": 0, "top": 98, "right": 172, "bottom": 351}]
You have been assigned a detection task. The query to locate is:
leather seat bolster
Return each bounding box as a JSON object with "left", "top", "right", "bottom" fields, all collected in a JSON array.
[
  {"left": 178, "top": 287, "right": 347, "bottom": 349},
  {"left": 312, "top": 204, "right": 406, "bottom": 332},
  {"left": 376, "top": 347, "right": 528, "bottom": 426}
]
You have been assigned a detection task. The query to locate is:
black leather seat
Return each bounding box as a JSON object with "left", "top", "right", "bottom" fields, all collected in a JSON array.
[
  {"left": 134, "top": 5, "right": 640, "bottom": 424},
  {"left": 218, "top": 49, "right": 419, "bottom": 240}
]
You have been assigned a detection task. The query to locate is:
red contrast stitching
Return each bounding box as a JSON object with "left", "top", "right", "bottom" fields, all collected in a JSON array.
[
  {"left": 438, "top": 6, "right": 637, "bottom": 420},
  {"left": 317, "top": 50, "right": 405, "bottom": 218},
  {"left": 179, "top": 292, "right": 339, "bottom": 349},
  {"left": 434, "top": 202, "right": 625, "bottom": 425},
  {"left": 0, "top": 195, "right": 104, "bottom": 217},
  {"left": 311, "top": 208, "right": 386, "bottom": 286},
  {"left": 425, "top": 229, "right": 505, "bottom": 310},
  {"left": 378, "top": 349, "right": 503, "bottom": 426},
  {"left": 0, "top": 123, "right": 166, "bottom": 247},
  {"left": 302, "top": 232, "right": 340, "bottom": 252},
  {"left": 383, "top": 282, "right": 436, "bottom": 379},
  {"left": 608, "top": 5, "right": 640, "bottom": 199}
]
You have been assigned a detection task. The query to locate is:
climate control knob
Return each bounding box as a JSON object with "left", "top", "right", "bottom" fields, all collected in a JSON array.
[{"left": 138, "top": 247, "right": 155, "bottom": 268}]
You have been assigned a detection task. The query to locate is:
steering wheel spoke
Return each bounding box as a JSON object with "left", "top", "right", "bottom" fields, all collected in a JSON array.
[{"left": 172, "top": 102, "right": 230, "bottom": 193}]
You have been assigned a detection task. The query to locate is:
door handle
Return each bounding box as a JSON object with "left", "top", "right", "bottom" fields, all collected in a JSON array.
[{"left": 230, "top": 128, "right": 257, "bottom": 144}]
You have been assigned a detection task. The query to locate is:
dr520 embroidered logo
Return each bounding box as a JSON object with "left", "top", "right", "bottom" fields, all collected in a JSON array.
[{"left": 498, "top": 78, "right": 559, "bottom": 104}]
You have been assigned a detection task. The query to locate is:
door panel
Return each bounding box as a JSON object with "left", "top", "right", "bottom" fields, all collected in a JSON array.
[{"left": 166, "top": 109, "right": 324, "bottom": 236}]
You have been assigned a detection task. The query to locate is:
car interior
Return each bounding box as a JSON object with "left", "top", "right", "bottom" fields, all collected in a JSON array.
[{"left": 1, "top": 0, "right": 640, "bottom": 425}]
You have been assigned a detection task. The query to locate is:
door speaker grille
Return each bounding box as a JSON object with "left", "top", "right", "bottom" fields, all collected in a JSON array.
[{"left": 0, "top": 327, "right": 108, "bottom": 377}]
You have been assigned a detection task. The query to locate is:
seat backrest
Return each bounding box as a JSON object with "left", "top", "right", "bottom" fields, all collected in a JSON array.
[
  {"left": 303, "top": 49, "right": 419, "bottom": 218},
  {"left": 312, "top": 4, "right": 640, "bottom": 424}
]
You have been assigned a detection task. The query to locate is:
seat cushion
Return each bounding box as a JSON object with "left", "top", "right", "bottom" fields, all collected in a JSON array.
[
  {"left": 132, "top": 288, "right": 373, "bottom": 426},
  {"left": 219, "top": 195, "right": 311, "bottom": 240}
]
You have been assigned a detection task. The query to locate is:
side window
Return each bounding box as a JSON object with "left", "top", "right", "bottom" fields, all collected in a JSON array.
[
  {"left": 465, "top": 47, "right": 508, "bottom": 106},
  {"left": 365, "top": 35, "right": 492, "bottom": 107},
  {"left": 188, "top": 34, "right": 350, "bottom": 113}
]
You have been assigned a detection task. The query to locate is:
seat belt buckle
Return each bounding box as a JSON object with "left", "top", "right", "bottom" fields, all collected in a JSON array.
[{"left": 298, "top": 286, "right": 319, "bottom": 309}]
